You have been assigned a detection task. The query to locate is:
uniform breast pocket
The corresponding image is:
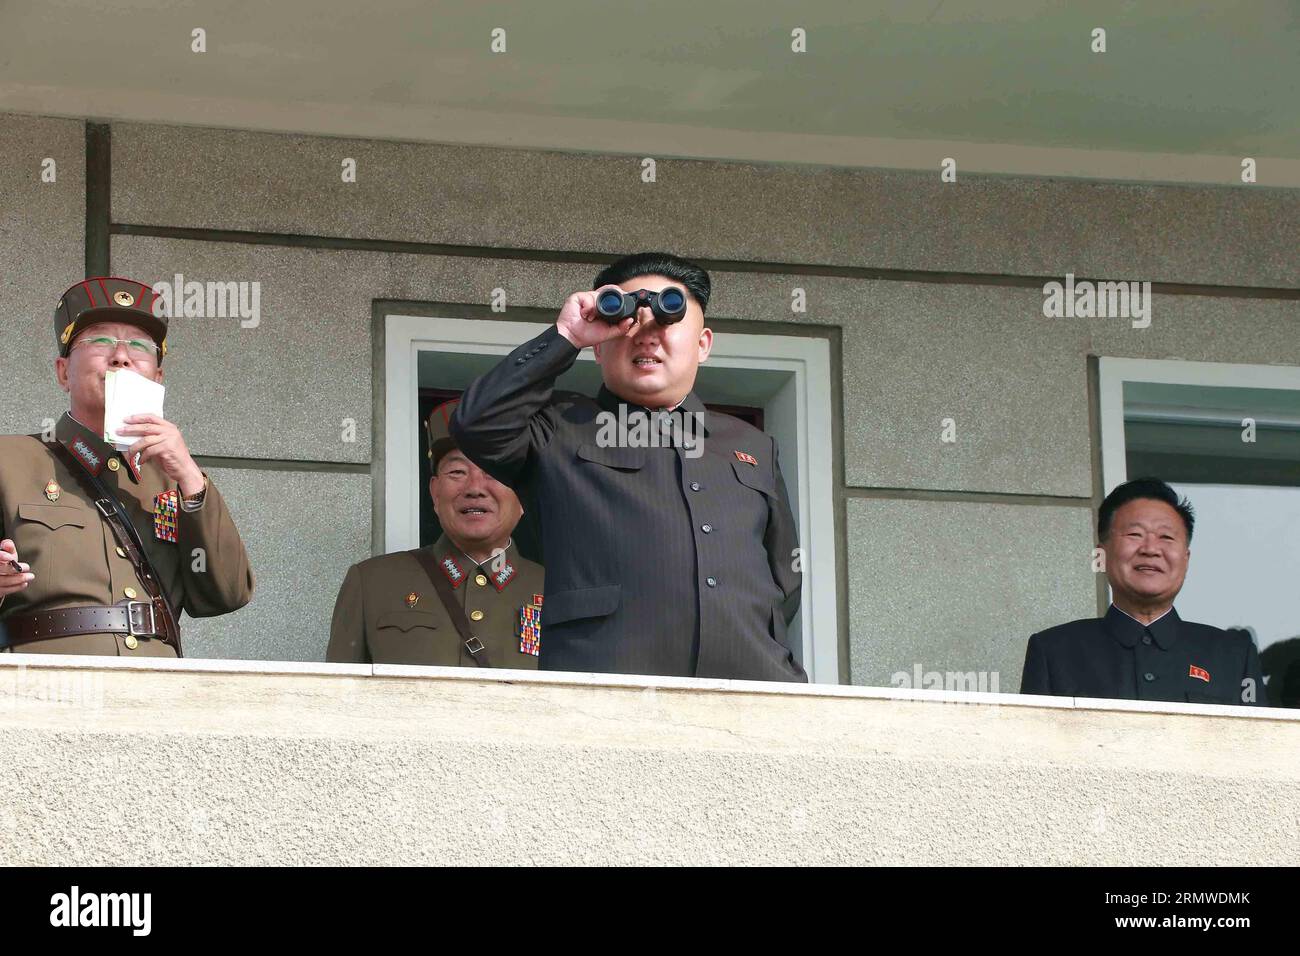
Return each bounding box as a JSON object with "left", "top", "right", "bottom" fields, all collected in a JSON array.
[
  {"left": 12, "top": 503, "right": 91, "bottom": 592},
  {"left": 17, "top": 502, "right": 88, "bottom": 533},
  {"left": 375, "top": 610, "right": 439, "bottom": 634},
  {"left": 370, "top": 610, "right": 446, "bottom": 665}
]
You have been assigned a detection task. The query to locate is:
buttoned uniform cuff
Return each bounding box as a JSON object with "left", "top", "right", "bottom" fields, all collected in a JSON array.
[{"left": 180, "top": 474, "right": 209, "bottom": 512}]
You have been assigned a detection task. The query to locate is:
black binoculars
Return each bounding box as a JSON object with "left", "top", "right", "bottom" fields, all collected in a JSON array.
[{"left": 595, "top": 286, "right": 688, "bottom": 325}]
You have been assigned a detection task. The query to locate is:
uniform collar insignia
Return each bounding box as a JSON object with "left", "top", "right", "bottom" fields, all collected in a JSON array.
[
  {"left": 66, "top": 436, "right": 104, "bottom": 476},
  {"left": 57, "top": 412, "right": 110, "bottom": 477},
  {"left": 491, "top": 561, "right": 516, "bottom": 591},
  {"left": 440, "top": 552, "right": 465, "bottom": 588}
]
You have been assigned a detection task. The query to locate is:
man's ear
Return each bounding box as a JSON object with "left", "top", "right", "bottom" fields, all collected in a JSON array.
[
  {"left": 154, "top": 365, "right": 165, "bottom": 385},
  {"left": 428, "top": 475, "right": 439, "bottom": 507},
  {"left": 592, "top": 341, "right": 604, "bottom": 364},
  {"left": 697, "top": 326, "right": 713, "bottom": 364},
  {"left": 54, "top": 356, "right": 70, "bottom": 392}
]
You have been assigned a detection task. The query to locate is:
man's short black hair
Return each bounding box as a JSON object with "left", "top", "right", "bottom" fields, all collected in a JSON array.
[
  {"left": 592, "top": 252, "right": 712, "bottom": 313},
  {"left": 1098, "top": 477, "right": 1195, "bottom": 542}
]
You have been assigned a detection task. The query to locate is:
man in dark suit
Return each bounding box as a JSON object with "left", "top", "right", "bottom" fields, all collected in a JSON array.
[
  {"left": 451, "top": 251, "right": 805, "bottom": 681},
  {"left": 1021, "top": 478, "right": 1266, "bottom": 705}
]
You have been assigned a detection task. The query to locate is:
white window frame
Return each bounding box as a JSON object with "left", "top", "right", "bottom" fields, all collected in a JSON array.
[
  {"left": 1098, "top": 356, "right": 1300, "bottom": 496},
  {"left": 384, "top": 313, "right": 840, "bottom": 684}
]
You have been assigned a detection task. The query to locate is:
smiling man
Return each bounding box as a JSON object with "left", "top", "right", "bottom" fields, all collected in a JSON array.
[
  {"left": 1021, "top": 478, "right": 1266, "bottom": 705},
  {"left": 450, "top": 252, "right": 805, "bottom": 681},
  {"left": 327, "top": 400, "right": 543, "bottom": 667},
  {"left": 0, "top": 277, "right": 253, "bottom": 657}
]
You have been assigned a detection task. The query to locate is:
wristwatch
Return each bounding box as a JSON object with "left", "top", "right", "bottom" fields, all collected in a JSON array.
[{"left": 180, "top": 475, "right": 208, "bottom": 512}]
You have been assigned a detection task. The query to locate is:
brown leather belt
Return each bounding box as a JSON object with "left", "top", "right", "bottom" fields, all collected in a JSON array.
[{"left": 0, "top": 601, "right": 175, "bottom": 650}]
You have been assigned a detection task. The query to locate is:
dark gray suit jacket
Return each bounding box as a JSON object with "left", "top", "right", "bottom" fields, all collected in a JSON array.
[
  {"left": 450, "top": 324, "right": 806, "bottom": 682},
  {"left": 1021, "top": 605, "right": 1268, "bottom": 705}
]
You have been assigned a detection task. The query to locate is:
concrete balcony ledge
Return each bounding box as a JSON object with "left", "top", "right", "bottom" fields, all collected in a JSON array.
[{"left": 1, "top": 654, "right": 1297, "bottom": 866}]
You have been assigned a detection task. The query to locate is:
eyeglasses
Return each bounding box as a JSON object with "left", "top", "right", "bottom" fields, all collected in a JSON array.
[{"left": 71, "top": 336, "right": 160, "bottom": 361}]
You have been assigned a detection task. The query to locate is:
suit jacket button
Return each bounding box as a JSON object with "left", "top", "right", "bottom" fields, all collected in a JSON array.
[
  {"left": 470, "top": 610, "right": 485, "bottom": 622},
  {"left": 475, "top": 573, "right": 488, "bottom": 586},
  {"left": 706, "top": 577, "right": 717, "bottom": 587},
  {"left": 690, "top": 482, "right": 701, "bottom": 492},
  {"left": 1143, "top": 672, "right": 1155, "bottom": 682},
  {"left": 124, "top": 635, "right": 139, "bottom": 650},
  {"left": 1141, "top": 634, "right": 1152, "bottom": 645},
  {"left": 123, "top": 587, "right": 138, "bottom": 599},
  {"left": 701, "top": 524, "right": 712, "bottom": 533}
]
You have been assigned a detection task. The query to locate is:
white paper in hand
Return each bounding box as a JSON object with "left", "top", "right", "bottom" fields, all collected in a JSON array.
[{"left": 103, "top": 368, "right": 165, "bottom": 451}]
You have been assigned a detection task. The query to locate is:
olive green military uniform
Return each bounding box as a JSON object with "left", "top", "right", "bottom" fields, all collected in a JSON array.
[
  {"left": 327, "top": 535, "right": 544, "bottom": 667},
  {"left": 0, "top": 278, "right": 254, "bottom": 657}
]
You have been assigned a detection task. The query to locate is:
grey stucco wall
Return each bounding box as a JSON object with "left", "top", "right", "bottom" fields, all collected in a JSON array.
[
  {"left": 0, "top": 114, "right": 83, "bottom": 436},
  {"left": 1, "top": 114, "right": 1295, "bottom": 683},
  {"left": 2, "top": 660, "right": 1297, "bottom": 865}
]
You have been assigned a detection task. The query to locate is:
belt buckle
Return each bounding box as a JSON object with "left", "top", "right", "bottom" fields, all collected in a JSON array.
[
  {"left": 95, "top": 498, "right": 115, "bottom": 518},
  {"left": 126, "top": 601, "right": 156, "bottom": 637},
  {"left": 464, "top": 636, "right": 485, "bottom": 656}
]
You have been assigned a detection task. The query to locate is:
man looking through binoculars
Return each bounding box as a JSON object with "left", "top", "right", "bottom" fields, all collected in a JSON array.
[{"left": 451, "top": 251, "right": 805, "bottom": 682}]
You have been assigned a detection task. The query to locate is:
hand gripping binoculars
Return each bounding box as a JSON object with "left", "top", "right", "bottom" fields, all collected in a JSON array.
[{"left": 595, "top": 285, "right": 688, "bottom": 325}]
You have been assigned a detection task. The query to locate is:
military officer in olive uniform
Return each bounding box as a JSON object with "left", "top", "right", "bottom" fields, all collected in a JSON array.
[
  {"left": 0, "top": 277, "right": 255, "bottom": 657},
  {"left": 327, "top": 400, "right": 544, "bottom": 668}
]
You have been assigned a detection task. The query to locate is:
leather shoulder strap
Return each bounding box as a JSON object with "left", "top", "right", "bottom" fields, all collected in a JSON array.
[
  {"left": 409, "top": 548, "right": 492, "bottom": 667},
  {"left": 49, "top": 441, "right": 182, "bottom": 654}
]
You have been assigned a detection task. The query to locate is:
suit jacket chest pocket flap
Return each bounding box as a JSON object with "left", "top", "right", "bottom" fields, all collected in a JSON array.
[
  {"left": 731, "top": 458, "right": 776, "bottom": 498},
  {"left": 576, "top": 443, "right": 646, "bottom": 471}
]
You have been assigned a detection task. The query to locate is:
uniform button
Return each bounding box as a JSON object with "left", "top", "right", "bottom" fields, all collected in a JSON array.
[
  {"left": 107, "top": 458, "right": 120, "bottom": 472},
  {"left": 690, "top": 482, "right": 701, "bottom": 492},
  {"left": 116, "top": 546, "right": 127, "bottom": 558},
  {"left": 1141, "top": 634, "right": 1152, "bottom": 645},
  {"left": 706, "top": 577, "right": 717, "bottom": 587},
  {"left": 1143, "top": 672, "right": 1155, "bottom": 682},
  {"left": 123, "top": 587, "right": 137, "bottom": 599},
  {"left": 124, "top": 635, "right": 139, "bottom": 650},
  {"left": 475, "top": 574, "right": 488, "bottom": 587},
  {"left": 515, "top": 358, "right": 526, "bottom": 365},
  {"left": 701, "top": 524, "right": 712, "bottom": 533},
  {"left": 470, "top": 610, "right": 485, "bottom": 622}
]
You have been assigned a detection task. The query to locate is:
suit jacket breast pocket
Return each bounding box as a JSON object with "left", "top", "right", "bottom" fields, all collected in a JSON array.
[
  {"left": 576, "top": 443, "right": 646, "bottom": 472},
  {"left": 731, "top": 459, "right": 776, "bottom": 498}
]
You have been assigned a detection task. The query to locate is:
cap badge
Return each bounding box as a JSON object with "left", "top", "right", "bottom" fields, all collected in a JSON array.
[
  {"left": 113, "top": 290, "right": 135, "bottom": 307},
  {"left": 44, "top": 479, "right": 61, "bottom": 502}
]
